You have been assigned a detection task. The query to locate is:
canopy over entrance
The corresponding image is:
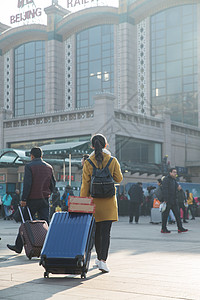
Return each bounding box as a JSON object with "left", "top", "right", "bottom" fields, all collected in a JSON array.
[
  {"left": 0, "top": 149, "right": 29, "bottom": 166},
  {"left": 40, "top": 141, "right": 92, "bottom": 159}
]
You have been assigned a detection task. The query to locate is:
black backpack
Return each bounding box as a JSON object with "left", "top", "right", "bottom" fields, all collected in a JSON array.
[{"left": 87, "top": 157, "right": 115, "bottom": 198}]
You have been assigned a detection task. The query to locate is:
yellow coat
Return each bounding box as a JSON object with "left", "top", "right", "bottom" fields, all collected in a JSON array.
[
  {"left": 187, "top": 193, "right": 193, "bottom": 205},
  {"left": 80, "top": 151, "right": 123, "bottom": 223}
]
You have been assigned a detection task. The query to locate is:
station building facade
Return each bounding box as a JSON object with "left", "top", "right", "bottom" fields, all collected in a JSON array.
[{"left": 0, "top": 0, "right": 200, "bottom": 192}]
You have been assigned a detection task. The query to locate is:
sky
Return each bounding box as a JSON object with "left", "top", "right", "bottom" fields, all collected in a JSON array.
[{"left": 0, "top": 0, "right": 119, "bottom": 27}]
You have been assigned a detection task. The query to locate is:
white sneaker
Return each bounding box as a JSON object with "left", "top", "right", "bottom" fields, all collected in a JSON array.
[
  {"left": 99, "top": 260, "right": 109, "bottom": 273},
  {"left": 94, "top": 258, "right": 100, "bottom": 267}
]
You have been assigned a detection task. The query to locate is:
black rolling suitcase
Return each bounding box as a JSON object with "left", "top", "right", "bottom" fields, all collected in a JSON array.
[{"left": 40, "top": 212, "right": 95, "bottom": 278}]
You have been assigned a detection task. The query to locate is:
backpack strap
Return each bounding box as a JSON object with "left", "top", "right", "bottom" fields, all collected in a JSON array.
[
  {"left": 87, "top": 157, "right": 113, "bottom": 169},
  {"left": 87, "top": 158, "right": 96, "bottom": 169},
  {"left": 106, "top": 157, "right": 113, "bottom": 168}
]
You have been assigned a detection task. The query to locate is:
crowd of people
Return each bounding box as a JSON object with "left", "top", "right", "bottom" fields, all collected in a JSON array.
[{"left": 124, "top": 168, "right": 198, "bottom": 233}]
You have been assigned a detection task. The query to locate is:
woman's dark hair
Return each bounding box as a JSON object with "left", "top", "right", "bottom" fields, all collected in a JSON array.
[
  {"left": 186, "top": 189, "right": 189, "bottom": 198},
  {"left": 91, "top": 134, "right": 107, "bottom": 167}
]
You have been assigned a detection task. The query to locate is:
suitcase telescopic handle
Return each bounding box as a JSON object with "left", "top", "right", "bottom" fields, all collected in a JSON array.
[{"left": 18, "top": 206, "right": 33, "bottom": 223}]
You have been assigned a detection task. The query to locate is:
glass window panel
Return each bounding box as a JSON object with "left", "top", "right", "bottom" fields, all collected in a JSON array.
[
  {"left": 167, "top": 61, "right": 182, "bottom": 77},
  {"left": 36, "top": 57, "right": 43, "bottom": 64},
  {"left": 18, "top": 81, "right": 24, "bottom": 88},
  {"left": 80, "top": 40, "right": 88, "bottom": 47},
  {"left": 25, "top": 42, "right": 35, "bottom": 59},
  {"left": 156, "top": 30, "right": 165, "bottom": 39},
  {"left": 90, "top": 76, "right": 101, "bottom": 90},
  {"left": 80, "top": 55, "right": 88, "bottom": 62},
  {"left": 102, "top": 35, "right": 110, "bottom": 43},
  {"left": 25, "top": 59, "right": 35, "bottom": 72},
  {"left": 36, "top": 71, "right": 43, "bottom": 78},
  {"left": 36, "top": 64, "right": 43, "bottom": 71},
  {"left": 183, "top": 84, "right": 193, "bottom": 92},
  {"left": 90, "top": 45, "right": 101, "bottom": 60},
  {"left": 36, "top": 99, "right": 42, "bottom": 105},
  {"left": 156, "top": 39, "right": 165, "bottom": 47},
  {"left": 156, "top": 47, "right": 165, "bottom": 55},
  {"left": 156, "top": 64, "right": 165, "bottom": 72},
  {"left": 167, "top": 78, "right": 182, "bottom": 94},
  {"left": 79, "top": 62, "right": 88, "bottom": 70},
  {"left": 80, "top": 77, "right": 88, "bottom": 85},
  {"left": 17, "top": 54, "right": 24, "bottom": 61},
  {"left": 89, "top": 60, "right": 101, "bottom": 74},
  {"left": 102, "top": 50, "right": 111, "bottom": 58},
  {"left": 89, "top": 27, "right": 101, "bottom": 45},
  {"left": 25, "top": 87, "right": 35, "bottom": 100},
  {"left": 79, "top": 84, "right": 88, "bottom": 92},
  {"left": 36, "top": 78, "right": 43, "bottom": 85},
  {"left": 17, "top": 95, "right": 24, "bottom": 102},
  {"left": 167, "top": 44, "right": 181, "bottom": 61},
  {"left": 80, "top": 92, "right": 88, "bottom": 100},
  {"left": 79, "top": 69, "right": 88, "bottom": 77},
  {"left": 183, "top": 75, "right": 193, "bottom": 84},
  {"left": 17, "top": 88, "right": 24, "bottom": 95},
  {"left": 156, "top": 55, "right": 165, "bottom": 63},
  {"left": 36, "top": 106, "right": 43, "bottom": 113},
  {"left": 25, "top": 101, "right": 35, "bottom": 114},
  {"left": 25, "top": 73, "right": 35, "bottom": 87},
  {"left": 18, "top": 68, "right": 23, "bottom": 75},
  {"left": 183, "top": 49, "right": 193, "bottom": 58},
  {"left": 166, "top": 7, "right": 181, "bottom": 27},
  {"left": 183, "top": 67, "right": 193, "bottom": 75},
  {"left": 17, "top": 109, "right": 23, "bottom": 116},
  {"left": 167, "top": 27, "right": 181, "bottom": 44},
  {"left": 36, "top": 50, "right": 43, "bottom": 57}
]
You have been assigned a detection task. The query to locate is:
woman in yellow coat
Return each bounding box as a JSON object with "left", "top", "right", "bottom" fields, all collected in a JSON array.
[{"left": 80, "top": 134, "right": 123, "bottom": 273}]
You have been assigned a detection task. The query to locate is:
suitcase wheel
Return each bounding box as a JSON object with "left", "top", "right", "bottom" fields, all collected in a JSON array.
[
  {"left": 77, "top": 260, "right": 84, "bottom": 268},
  {"left": 81, "top": 272, "right": 86, "bottom": 279},
  {"left": 44, "top": 271, "right": 49, "bottom": 278}
]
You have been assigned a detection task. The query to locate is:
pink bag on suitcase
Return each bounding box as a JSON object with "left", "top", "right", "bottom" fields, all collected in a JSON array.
[{"left": 18, "top": 206, "right": 48, "bottom": 259}]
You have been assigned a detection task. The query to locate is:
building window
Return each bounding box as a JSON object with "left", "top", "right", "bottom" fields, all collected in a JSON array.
[
  {"left": 116, "top": 135, "right": 162, "bottom": 164},
  {"left": 151, "top": 4, "right": 197, "bottom": 126},
  {"left": 14, "top": 41, "right": 45, "bottom": 116},
  {"left": 76, "top": 25, "right": 114, "bottom": 108}
]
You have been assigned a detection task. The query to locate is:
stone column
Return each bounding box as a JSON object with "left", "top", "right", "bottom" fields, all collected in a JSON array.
[
  {"left": 93, "top": 93, "right": 116, "bottom": 155},
  {"left": 0, "top": 109, "right": 12, "bottom": 148},
  {"left": 163, "top": 110, "right": 172, "bottom": 163}
]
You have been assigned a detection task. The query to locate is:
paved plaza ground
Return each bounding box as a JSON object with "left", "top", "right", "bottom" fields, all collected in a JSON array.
[{"left": 0, "top": 215, "right": 200, "bottom": 300}]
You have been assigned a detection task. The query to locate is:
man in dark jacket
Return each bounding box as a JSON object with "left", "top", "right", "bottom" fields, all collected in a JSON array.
[
  {"left": 128, "top": 182, "right": 143, "bottom": 224},
  {"left": 7, "top": 146, "right": 56, "bottom": 253},
  {"left": 161, "top": 168, "right": 188, "bottom": 233}
]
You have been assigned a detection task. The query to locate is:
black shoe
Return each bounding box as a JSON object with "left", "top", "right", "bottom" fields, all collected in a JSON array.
[
  {"left": 191, "top": 217, "right": 195, "bottom": 220},
  {"left": 7, "top": 244, "right": 21, "bottom": 254},
  {"left": 183, "top": 220, "right": 188, "bottom": 223},
  {"left": 178, "top": 228, "right": 188, "bottom": 233},
  {"left": 161, "top": 229, "right": 171, "bottom": 233}
]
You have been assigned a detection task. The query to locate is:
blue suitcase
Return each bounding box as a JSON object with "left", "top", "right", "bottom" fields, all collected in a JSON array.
[{"left": 40, "top": 212, "right": 95, "bottom": 279}]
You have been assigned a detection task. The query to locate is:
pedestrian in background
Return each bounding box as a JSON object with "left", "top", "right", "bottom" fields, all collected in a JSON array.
[
  {"left": 161, "top": 168, "right": 188, "bottom": 233},
  {"left": 186, "top": 189, "right": 195, "bottom": 220},
  {"left": 128, "top": 182, "right": 143, "bottom": 224},
  {"left": 2, "top": 191, "right": 12, "bottom": 220},
  {"left": 177, "top": 186, "right": 188, "bottom": 223},
  {"left": 11, "top": 189, "right": 20, "bottom": 213},
  {"left": 61, "top": 185, "right": 74, "bottom": 211}
]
